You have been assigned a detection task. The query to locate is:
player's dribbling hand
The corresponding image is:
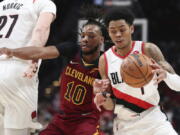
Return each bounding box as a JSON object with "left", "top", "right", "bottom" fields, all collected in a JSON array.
[
  {"left": 94, "top": 92, "right": 111, "bottom": 111},
  {"left": 150, "top": 59, "right": 167, "bottom": 85},
  {"left": 23, "top": 60, "right": 38, "bottom": 78},
  {"left": 93, "top": 79, "right": 111, "bottom": 94}
]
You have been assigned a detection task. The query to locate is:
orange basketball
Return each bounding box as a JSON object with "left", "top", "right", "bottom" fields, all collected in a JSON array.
[{"left": 120, "top": 53, "right": 153, "bottom": 88}]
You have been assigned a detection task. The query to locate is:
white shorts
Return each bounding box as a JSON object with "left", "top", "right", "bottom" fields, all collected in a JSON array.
[
  {"left": 0, "top": 59, "right": 42, "bottom": 129},
  {"left": 113, "top": 106, "right": 178, "bottom": 135}
]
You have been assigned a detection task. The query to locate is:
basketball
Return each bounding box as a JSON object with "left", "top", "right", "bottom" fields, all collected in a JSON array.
[{"left": 120, "top": 53, "right": 153, "bottom": 88}]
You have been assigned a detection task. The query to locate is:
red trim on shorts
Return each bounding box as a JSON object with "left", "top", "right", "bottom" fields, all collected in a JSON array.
[
  {"left": 141, "top": 42, "right": 145, "bottom": 54},
  {"left": 103, "top": 53, "right": 108, "bottom": 78},
  {"left": 111, "top": 41, "right": 135, "bottom": 59},
  {"left": 31, "top": 111, "right": 37, "bottom": 119},
  {"left": 112, "top": 87, "right": 154, "bottom": 109}
]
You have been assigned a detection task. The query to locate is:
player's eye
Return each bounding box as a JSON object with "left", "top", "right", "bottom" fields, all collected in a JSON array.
[
  {"left": 120, "top": 29, "right": 126, "bottom": 33},
  {"left": 88, "top": 35, "right": 95, "bottom": 39},
  {"left": 110, "top": 30, "right": 117, "bottom": 34}
]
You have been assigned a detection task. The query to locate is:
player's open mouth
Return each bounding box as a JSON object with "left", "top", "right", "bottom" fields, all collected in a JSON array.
[
  {"left": 80, "top": 43, "right": 89, "bottom": 49},
  {"left": 115, "top": 40, "right": 123, "bottom": 44}
]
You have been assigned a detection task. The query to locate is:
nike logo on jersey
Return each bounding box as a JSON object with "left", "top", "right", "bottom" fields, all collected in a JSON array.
[{"left": 70, "top": 61, "right": 79, "bottom": 65}]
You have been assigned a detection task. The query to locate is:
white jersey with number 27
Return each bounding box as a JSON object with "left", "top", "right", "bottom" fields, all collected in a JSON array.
[
  {"left": 0, "top": 0, "right": 56, "bottom": 129},
  {"left": 0, "top": 0, "right": 56, "bottom": 49}
]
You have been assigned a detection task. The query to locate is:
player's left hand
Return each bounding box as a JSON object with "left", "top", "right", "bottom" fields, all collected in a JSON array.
[
  {"left": 93, "top": 79, "right": 111, "bottom": 94},
  {"left": 150, "top": 59, "right": 167, "bottom": 85},
  {"left": 23, "top": 60, "right": 38, "bottom": 78},
  {"left": 0, "top": 47, "right": 13, "bottom": 58}
]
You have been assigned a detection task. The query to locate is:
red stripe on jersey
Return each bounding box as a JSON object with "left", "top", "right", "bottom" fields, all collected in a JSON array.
[
  {"left": 111, "top": 41, "right": 135, "bottom": 59},
  {"left": 31, "top": 111, "right": 37, "bottom": 119},
  {"left": 112, "top": 87, "right": 154, "bottom": 109},
  {"left": 103, "top": 53, "right": 108, "bottom": 78},
  {"left": 142, "top": 42, "right": 145, "bottom": 54}
]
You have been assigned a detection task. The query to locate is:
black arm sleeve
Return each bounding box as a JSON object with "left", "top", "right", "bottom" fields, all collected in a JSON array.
[{"left": 55, "top": 41, "right": 79, "bottom": 58}]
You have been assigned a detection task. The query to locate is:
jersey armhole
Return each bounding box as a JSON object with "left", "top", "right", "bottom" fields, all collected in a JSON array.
[
  {"left": 141, "top": 42, "right": 145, "bottom": 54},
  {"left": 103, "top": 53, "right": 108, "bottom": 78}
]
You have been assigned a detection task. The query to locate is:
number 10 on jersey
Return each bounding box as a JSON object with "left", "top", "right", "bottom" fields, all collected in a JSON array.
[{"left": 64, "top": 81, "right": 87, "bottom": 105}]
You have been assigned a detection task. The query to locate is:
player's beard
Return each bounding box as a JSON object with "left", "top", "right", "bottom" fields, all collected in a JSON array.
[{"left": 82, "top": 46, "right": 99, "bottom": 55}]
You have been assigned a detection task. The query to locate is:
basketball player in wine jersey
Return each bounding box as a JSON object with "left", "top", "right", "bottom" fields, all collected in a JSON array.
[
  {"left": 93, "top": 8, "right": 179, "bottom": 135},
  {"left": 0, "top": 17, "right": 106, "bottom": 134},
  {"left": 0, "top": 0, "right": 56, "bottom": 134}
]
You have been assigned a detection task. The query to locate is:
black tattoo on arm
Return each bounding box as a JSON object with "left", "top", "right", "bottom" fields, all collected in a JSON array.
[{"left": 144, "top": 43, "right": 175, "bottom": 74}]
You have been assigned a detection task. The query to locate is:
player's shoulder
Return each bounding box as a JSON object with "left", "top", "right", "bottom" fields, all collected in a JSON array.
[
  {"left": 98, "top": 54, "right": 106, "bottom": 65},
  {"left": 143, "top": 42, "right": 162, "bottom": 56},
  {"left": 143, "top": 42, "right": 159, "bottom": 51}
]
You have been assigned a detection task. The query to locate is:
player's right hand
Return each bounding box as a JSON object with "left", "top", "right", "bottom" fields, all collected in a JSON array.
[
  {"left": 93, "top": 79, "right": 111, "bottom": 94},
  {"left": 94, "top": 92, "right": 111, "bottom": 111},
  {"left": 23, "top": 60, "right": 38, "bottom": 79},
  {"left": 150, "top": 59, "right": 167, "bottom": 85}
]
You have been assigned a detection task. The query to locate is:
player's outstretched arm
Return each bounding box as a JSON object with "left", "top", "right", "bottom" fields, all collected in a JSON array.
[
  {"left": 0, "top": 42, "right": 78, "bottom": 60},
  {"left": 93, "top": 55, "right": 114, "bottom": 111},
  {"left": 93, "top": 55, "right": 111, "bottom": 94},
  {"left": 0, "top": 46, "right": 59, "bottom": 60},
  {"left": 144, "top": 43, "right": 180, "bottom": 91}
]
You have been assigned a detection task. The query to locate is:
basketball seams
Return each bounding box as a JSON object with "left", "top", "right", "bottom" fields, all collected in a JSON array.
[
  {"left": 121, "top": 54, "right": 153, "bottom": 88},
  {"left": 141, "top": 55, "right": 150, "bottom": 76},
  {"left": 121, "top": 65, "right": 145, "bottom": 79},
  {"left": 129, "top": 55, "right": 148, "bottom": 83},
  {"left": 143, "top": 55, "right": 153, "bottom": 82},
  {"left": 121, "top": 68, "right": 148, "bottom": 86}
]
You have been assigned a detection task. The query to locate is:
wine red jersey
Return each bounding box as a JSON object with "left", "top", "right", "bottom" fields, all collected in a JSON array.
[{"left": 59, "top": 53, "right": 100, "bottom": 115}]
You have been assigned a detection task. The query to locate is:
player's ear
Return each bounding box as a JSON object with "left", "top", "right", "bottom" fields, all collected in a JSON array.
[{"left": 130, "top": 25, "right": 134, "bottom": 34}]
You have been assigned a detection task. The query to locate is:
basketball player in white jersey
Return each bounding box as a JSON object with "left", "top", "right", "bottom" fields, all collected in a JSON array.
[
  {"left": 93, "top": 8, "right": 179, "bottom": 135},
  {"left": 0, "top": 0, "right": 56, "bottom": 135}
]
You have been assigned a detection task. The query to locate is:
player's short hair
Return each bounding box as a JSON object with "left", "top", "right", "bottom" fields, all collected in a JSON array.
[{"left": 104, "top": 8, "right": 135, "bottom": 27}]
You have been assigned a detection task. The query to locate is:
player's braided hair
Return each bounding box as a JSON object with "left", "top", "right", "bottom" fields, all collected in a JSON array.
[{"left": 80, "top": 5, "right": 107, "bottom": 38}]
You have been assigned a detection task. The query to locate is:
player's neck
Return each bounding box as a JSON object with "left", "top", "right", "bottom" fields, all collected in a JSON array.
[
  {"left": 82, "top": 51, "right": 100, "bottom": 64},
  {"left": 115, "top": 41, "right": 133, "bottom": 57}
]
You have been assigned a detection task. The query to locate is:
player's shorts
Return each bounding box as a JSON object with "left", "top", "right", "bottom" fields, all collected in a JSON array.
[
  {"left": 0, "top": 59, "right": 42, "bottom": 129},
  {"left": 39, "top": 113, "right": 101, "bottom": 135},
  {"left": 113, "top": 106, "right": 178, "bottom": 135}
]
